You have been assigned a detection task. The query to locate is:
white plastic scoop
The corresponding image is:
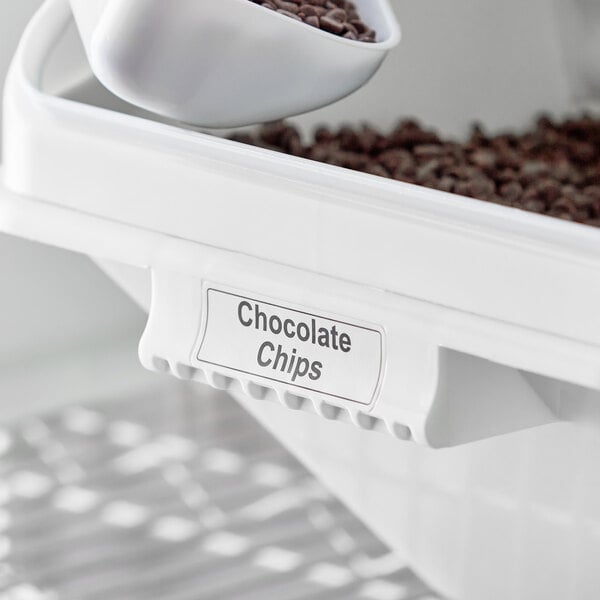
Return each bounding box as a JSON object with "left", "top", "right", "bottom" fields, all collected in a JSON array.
[{"left": 68, "top": 0, "right": 401, "bottom": 128}]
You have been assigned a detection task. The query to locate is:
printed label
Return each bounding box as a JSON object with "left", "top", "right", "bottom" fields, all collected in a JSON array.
[{"left": 194, "top": 288, "right": 384, "bottom": 405}]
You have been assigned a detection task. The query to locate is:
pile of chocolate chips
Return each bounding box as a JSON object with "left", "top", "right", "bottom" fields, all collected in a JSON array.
[
  {"left": 250, "top": 0, "right": 376, "bottom": 42},
  {"left": 230, "top": 116, "right": 600, "bottom": 227}
]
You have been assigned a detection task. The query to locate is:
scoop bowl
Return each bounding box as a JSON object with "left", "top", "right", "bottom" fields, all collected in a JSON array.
[{"left": 68, "top": 0, "right": 401, "bottom": 128}]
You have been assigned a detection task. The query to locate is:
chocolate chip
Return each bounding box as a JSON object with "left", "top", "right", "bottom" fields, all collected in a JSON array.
[{"left": 500, "top": 181, "right": 523, "bottom": 203}]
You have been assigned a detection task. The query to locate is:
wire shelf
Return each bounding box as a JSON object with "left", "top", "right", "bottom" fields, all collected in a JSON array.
[{"left": 0, "top": 385, "right": 442, "bottom": 600}]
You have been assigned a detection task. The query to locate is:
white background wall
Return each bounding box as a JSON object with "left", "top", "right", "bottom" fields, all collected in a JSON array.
[
  {"left": 300, "top": 0, "right": 576, "bottom": 137},
  {"left": 0, "top": 0, "right": 145, "bottom": 371}
]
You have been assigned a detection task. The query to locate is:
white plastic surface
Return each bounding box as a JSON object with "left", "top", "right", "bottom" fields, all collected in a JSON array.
[
  {"left": 68, "top": 0, "right": 400, "bottom": 127},
  {"left": 4, "top": 0, "right": 600, "bottom": 447},
  {"left": 5, "top": 2, "right": 600, "bottom": 598}
]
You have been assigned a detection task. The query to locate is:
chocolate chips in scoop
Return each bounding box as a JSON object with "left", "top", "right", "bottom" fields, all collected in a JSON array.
[
  {"left": 230, "top": 116, "right": 600, "bottom": 227},
  {"left": 250, "top": 0, "right": 377, "bottom": 42}
]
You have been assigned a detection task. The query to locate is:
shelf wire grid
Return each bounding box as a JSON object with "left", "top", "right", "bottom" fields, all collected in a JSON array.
[{"left": 0, "top": 384, "right": 443, "bottom": 600}]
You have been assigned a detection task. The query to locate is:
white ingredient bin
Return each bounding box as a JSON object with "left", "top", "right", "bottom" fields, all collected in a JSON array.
[{"left": 3, "top": 1, "right": 600, "bottom": 599}]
